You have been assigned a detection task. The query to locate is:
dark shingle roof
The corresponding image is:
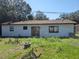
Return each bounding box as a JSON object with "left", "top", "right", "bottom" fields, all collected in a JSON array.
[{"left": 2, "top": 20, "right": 76, "bottom": 25}]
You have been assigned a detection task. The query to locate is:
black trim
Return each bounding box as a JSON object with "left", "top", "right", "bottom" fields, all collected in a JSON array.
[
  {"left": 0, "top": 25, "right": 2, "bottom": 36},
  {"left": 2, "top": 23, "right": 76, "bottom": 25},
  {"left": 74, "top": 24, "right": 76, "bottom": 36}
]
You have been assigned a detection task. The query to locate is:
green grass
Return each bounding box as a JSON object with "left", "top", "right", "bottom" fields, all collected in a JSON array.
[{"left": 0, "top": 37, "right": 79, "bottom": 59}]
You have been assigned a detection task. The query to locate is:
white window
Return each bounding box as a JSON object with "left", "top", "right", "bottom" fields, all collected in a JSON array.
[
  {"left": 49, "top": 26, "right": 59, "bottom": 33},
  {"left": 9, "top": 26, "right": 14, "bottom": 31}
]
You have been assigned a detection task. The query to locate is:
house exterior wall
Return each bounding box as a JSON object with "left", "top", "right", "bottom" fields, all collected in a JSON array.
[
  {"left": 2, "top": 24, "right": 75, "bottom": 37},
  {"left": 39, "top": 24, "right": 74, "bottom": 37}
]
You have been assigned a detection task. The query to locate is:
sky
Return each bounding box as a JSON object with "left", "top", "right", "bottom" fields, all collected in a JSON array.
[{"left": 25, "top": 0, "right": 79, "bottom": 19}]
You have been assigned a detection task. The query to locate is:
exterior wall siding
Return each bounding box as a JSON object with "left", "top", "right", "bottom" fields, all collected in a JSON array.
[
  {"left": 2, "top": 24, "right": 74, "bottom": 37},
  {"left": 40, "top": 24, "right": 74, "bottom": 37}
]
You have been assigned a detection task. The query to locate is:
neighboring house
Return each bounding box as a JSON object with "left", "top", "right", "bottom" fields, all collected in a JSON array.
[
  {"left": 1, "top": 20, "right": 76, "bottom": 37},
  {"left": 75, "top": 24, "right": 79, "bottom": 33}
]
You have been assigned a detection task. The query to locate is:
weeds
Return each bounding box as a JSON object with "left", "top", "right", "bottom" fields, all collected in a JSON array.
[
  {"left": 56, "top": 47, "right": 63, "bottom": 53},
  {"left": 0, "top": 37, "right": 79, "bottom": 59},
  {"left": 5, "top": 38, "right": 20, "bottom": 44}
]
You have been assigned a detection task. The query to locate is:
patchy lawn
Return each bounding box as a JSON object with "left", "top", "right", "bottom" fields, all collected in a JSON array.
[{"left": 0, "top": 37, "right": 79, "bottom": 59}]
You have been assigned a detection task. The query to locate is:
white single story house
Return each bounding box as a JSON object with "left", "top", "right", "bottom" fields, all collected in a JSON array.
[{"left": 1, "top": 20, "right": 76, "bottom": 37}]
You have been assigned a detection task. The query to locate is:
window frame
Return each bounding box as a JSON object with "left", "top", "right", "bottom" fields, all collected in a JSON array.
[
  {"left": 23, "top": 26, "right": 28, "bottom": 30},
  {"left": 9, "top": 26, "right": 14, "bottom": 32},
  {"left": 49, "top": 26, "right": 59, "bottom": 33}
]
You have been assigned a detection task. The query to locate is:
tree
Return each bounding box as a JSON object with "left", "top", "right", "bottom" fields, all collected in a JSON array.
[
  {"left": 34, "top": 11, "right": 49, "bottom": 20},
  {"left": 59, "top": 10, "right": 79, "bottom": 23},
  {"left": 0, "top": 0, "right": 32, "bottom": 23},
  {"left": 15, "top": 1, "right": 32, "bottom": 20},
  {"left": 27, "top": 14, "right": 33, "bottom": 20}
]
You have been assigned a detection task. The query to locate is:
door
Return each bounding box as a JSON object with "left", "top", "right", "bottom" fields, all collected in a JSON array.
[{"left": 31, "top": 26, "right": 40, "bottom": 37}]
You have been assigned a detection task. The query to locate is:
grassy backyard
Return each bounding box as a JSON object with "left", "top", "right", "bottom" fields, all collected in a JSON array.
[{"left": 0, "top": 37, "right": 79, "bottom": 59}]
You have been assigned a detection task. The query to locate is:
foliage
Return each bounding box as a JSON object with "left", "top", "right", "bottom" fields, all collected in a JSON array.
[
  {"left": 0, "top": 0, "right": 32, "bottom": 23},
  {"left": 0, "top": 37, "right": 79, "bottom": 59},
  {"left": 27, "top": 14, "right": 33, "bottom": 20},
  {"left": 34, "top": 11, "right": 49, "bottom": 20},
  {"left": 59, "top": 10, "right": 79, "bottom": 23}
]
